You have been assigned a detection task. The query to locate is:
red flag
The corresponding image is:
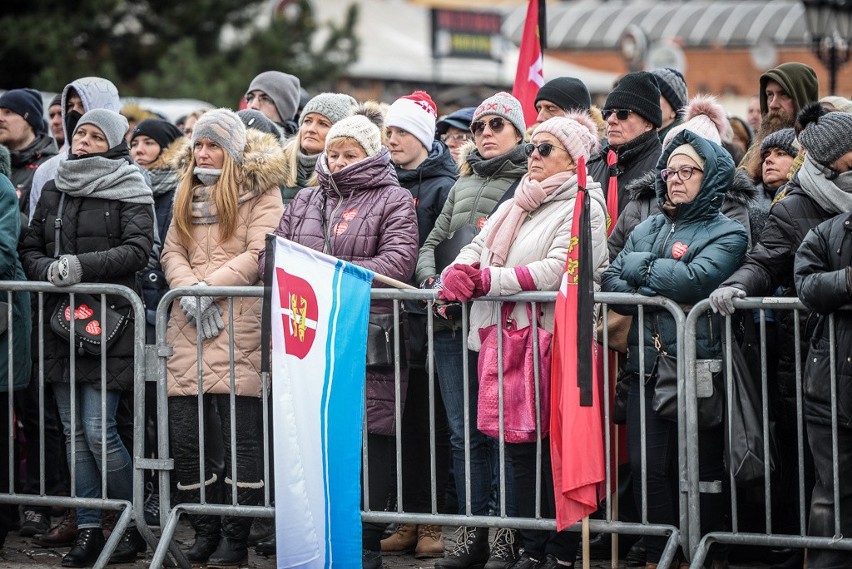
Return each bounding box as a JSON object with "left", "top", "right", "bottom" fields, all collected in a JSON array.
[
  {"left": 550, "top": 157, "right": 605, "bottom": 530},
  {"left": 512, "top": 0, "right": 544, "bottom": 127}
]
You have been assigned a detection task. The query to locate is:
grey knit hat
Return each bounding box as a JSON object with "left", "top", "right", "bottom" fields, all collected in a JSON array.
[
  {"left": 651, "top": 68, "right": 688, "bottom": 111},
  {"left": 760, "top": 127, "right": 798, "bottom": 158},
  {"left": 796, "top": 103, "right": 852, "bottom": 167},
  {"left": 192, "top": 108, "right": 247, "bottom": 164},
  {"left": 472, "top": 92, "right": 526, "bottom": 137},
  {"left": 326, "top": 114, "right": 382, "bottom": 157},
  {"left": 604, "top": 71, "right": 663, "bottom": 128},
  {"left": 299, "top": 93, "right": 357, "bottom": 126},
  {"left": 74, "top": 108, "right": 129, "bottom": 149},
  {"left": 246, "top": 71, "right": 301, "bottom": 124},
  {"left": 237, "top": 109, "right": 281, "bottom": 140}
]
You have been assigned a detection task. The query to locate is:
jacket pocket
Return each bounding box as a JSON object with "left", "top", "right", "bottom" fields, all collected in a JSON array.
[{"left": 805, "top": 341, "right": 852, "bottom": 427}]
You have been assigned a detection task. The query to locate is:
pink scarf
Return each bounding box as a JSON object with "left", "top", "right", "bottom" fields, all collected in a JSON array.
[{"left": 485, "top": 171, "right": 574, "bottom": 267}]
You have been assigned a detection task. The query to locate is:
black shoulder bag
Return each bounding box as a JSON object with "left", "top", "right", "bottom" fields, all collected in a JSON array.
[{"left": 49, "top": 194, "right": 130, "bottom": 356}]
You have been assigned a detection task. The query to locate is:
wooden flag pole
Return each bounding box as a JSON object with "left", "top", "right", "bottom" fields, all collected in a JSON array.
[
  {"left": 372, "top": 272, "right": 417, "bottom": 290},
  {"left": 582, "top": 516, "right": 590, "bottom": 569}
]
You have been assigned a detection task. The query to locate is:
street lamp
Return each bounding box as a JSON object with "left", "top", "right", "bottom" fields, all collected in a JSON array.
[{"left": 802, "top": 0, "right": 852, "bottom": 94}]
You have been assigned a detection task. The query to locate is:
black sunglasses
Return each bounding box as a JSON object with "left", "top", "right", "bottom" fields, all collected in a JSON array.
[
  {"left": 524, "top": 142, "right": 568, "bottom": 158},
  {"left": 470, "top": 117, "right": 507, "bottom": 136},
  {"left": 602, "top": 109, "right": 633, "bottom": 121}
]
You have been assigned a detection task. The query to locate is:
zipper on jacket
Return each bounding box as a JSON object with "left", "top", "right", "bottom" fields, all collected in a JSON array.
[
  {"left": 467, "top": 177, "right": 491, "bottom": 226},
  {"left": 659, "top": 222, "right": 676, "bottom": 257}
]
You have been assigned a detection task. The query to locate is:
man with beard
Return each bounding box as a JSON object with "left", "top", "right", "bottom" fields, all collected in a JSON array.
[{"left": 741, "top": 62, "right": 818, "bottom": 177}]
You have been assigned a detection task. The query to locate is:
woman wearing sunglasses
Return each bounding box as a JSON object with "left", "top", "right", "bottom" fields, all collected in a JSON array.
[
  {"left": 439, "top": 113, "right": 608, "bottom": 569},
  {"left": 415, "top": 92, "right": 529, "bottom": 569},
  {"left": 601, "top": 131, "right": 748, "bottom": 569}
]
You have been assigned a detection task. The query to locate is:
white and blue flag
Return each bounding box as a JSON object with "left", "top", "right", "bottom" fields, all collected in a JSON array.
[{"left": 271, "top": 236, "right": 373, "bottom": 569}]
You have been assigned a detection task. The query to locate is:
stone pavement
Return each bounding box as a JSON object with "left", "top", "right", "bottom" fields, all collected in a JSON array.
[{"left": 0, "top": 522, "right": 778, "bottom": 569}]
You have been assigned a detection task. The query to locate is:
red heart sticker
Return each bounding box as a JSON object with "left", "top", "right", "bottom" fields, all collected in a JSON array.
[
  {"left": 671, "top": 242, "right": 688, "bottom": 259},
  {"left": 75, "top": 304, "right": 94, "bottom": 319},
  {"left": 86, "top": 320, "right": 102, "bottom": 335}
]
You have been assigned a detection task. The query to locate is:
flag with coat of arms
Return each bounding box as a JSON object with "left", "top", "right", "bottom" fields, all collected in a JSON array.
[{"left": 270, "top": 236, "right": 374, "bottom": 569}]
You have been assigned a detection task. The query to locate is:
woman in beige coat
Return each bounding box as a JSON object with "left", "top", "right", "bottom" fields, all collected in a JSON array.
[{"left": 161, "top": 108, "right": 284, "bottom": 568}]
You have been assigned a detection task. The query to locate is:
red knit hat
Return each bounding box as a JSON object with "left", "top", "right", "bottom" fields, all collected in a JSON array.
[{"left": 385, "top": 90, "right": 438, "bottom": 149}]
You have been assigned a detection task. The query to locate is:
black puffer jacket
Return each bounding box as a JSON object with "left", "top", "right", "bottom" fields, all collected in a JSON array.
[
  {"left": 588, "top": 130, "right": 662, "bottom": 216},
  {"left": 19, "top": 181, "right": 154, "bottom": 391},
  {"left": 608, "top": 168, "right": 756, "bottom": 261},
  {"left": 722, "top": 176, "right": 836, "bottom": 406},
  {"left": 794, "top": 212, "right": 852, "bottom": 427}
]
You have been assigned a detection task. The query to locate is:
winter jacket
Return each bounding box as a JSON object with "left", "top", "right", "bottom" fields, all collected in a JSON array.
[
  {"left": 29, "top": 77, "right": 122, "bottom": 218},
  {"left": 608, "top": 168, "right": 756, "bottom": 261},
  {"left": 19, "top": 175, "right": 154, "bottom": 392},
  {"left": 795, "top": 212, "right": 852, "bottom": 427},
  {"left": 162, "top": 131, "right": 285, "bottom": 399},
  {"left": 10, "top": 133, "right": 58, "bottom": 217},
  {"left": 601, "top": 131, "right": 748, "bottom": 376},
  {"left": 587, "top": 130, "right": 662, "bottom": 216},
  {"left": 266, "top": 146, "right": 419, "bottom": 436},
  {"left": 0, "top": 174, "right": 30, "bottom": 392},
  {"left": 415, "top": 144, "right": 527, "bottom": 283},
  {"left": 453, "top": 173, "right": 609, "bottom": 351}
]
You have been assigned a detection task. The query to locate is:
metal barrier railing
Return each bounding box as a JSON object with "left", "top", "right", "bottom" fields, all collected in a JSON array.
[
  {"left": 0, "top": 281, "right": 158, "bottom": 569},
  {"left": 684, "top": 298, "right": 852, "bottom": 567}
]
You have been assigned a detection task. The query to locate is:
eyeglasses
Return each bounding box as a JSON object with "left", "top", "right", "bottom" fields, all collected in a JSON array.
[
  {"left": 524, "top": 142, "right": 568, "bottom": 158},
  {"left": 661, "top": 165, "right": 703, "bottom": 182},
  {"left": 602, "top": 109, "right": 633, "bottom": 121},
  {"left": 470, "top": 117, "right": 507, "bottom": 136},
  {"left": 441, "top": 133, "right": 472, "bottom": 144}
]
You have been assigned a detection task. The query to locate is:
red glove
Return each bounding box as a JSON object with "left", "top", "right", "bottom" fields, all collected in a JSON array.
[
  {"left": 439, "top": 263, "right": 480, "bottom": 302},
  {"left": 471, "top": 267, "right": 491, "bottom": 299}
]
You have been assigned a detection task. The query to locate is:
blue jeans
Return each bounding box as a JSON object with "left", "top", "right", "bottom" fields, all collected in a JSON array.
[
  {"left": 54, "top": 384, "right": 133, "bottom": 528},
  {"left": 433, "top": 329, "right": 515, "bottom": 517}
]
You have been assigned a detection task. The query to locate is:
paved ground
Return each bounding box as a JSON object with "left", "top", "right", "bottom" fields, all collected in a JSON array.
[{"left": 0, "top": 520, "right": 780, "bottom": 569}]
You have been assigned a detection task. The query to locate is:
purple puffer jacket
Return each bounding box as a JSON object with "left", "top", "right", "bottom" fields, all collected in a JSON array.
[{"left": 267, "top": 147, "right": 418, "bottom": 435}]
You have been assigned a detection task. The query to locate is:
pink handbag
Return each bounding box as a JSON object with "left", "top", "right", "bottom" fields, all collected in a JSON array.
[{"left": 477, "top": 302, "right": 552, "bottom": 443}]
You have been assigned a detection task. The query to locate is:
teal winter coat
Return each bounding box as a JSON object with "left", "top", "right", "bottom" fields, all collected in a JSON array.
[
  {"left": 601, "top": 131, "right": 748, "bottom": 375},
  {"left": 0, "top": 174, "right": 30, "bottom": 391}
]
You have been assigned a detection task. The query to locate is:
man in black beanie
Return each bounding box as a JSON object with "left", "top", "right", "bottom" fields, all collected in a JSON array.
[
  {"left": 650, "top": 67, "right": 688, "bottom": 144},
  {"left": 588, "top": 71, "right": 663, "bottom": 216},
  {"left": 0, "top": 88, "right": 58, "bottom": 214},
  {"left": 534, "top": 76, "right": 591, "bottom": 124}
]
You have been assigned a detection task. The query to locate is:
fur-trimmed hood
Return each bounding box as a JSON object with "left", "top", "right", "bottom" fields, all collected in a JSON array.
[
  {"left": 623, "top": 166, "right": 757, "bottom": 207},
  {"left": 150, "top": 136, "right": 189, "bottom": 172},
  {"left": 172, "top": 128, "right": 287, "bottom": 192}
]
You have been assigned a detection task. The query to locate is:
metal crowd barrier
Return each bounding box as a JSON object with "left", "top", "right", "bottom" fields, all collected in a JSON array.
[
  {"left": 0, "top": 281, "right": 157, "bottom": 569},
  {"left": 685, "top": 298, "right": 852, "bottom": 567}
]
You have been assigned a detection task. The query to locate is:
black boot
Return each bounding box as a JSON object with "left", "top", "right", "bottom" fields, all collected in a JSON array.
[
  {"left": 176, "top": 477, "right": 223, "bottom": 565},
  {"left": 207, "top": 484, "right": 262, "bottom": 569},
  {"left": 108, "top": 526, "right": 146, "bottom": 564},
  {"left": 484, "top": 528, "right": 519, "bottom": 569},
  {"left": 434, "top": 526, "right": 489, "bottom": 569},
  {"left": 62, "top": 527, "right": 106, "bottom": 568}
]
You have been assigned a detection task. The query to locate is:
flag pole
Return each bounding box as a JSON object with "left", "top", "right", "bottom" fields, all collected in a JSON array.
[{"left": 372, "top": 272, "right": 417, "bottom": 290}]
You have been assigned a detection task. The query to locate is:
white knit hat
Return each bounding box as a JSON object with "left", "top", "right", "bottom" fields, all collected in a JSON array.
[
  {"left": 663, "top": 95, "right": 728, "bottom": 149},
  {"left": 326, "top": 114, "right": 382, "bottom": 157},
  {"left": 532, "top": 112, "right": 601, "bottom": 165},
  {"left": 385, "top": 90, "right": 438, "bottom": 149}
]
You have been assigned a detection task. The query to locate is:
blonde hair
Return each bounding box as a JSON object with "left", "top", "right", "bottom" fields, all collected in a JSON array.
[
  {"left": 173, "top": 151, "right": 243, "bottom": 244},
  {"left": 282, "top": 137, "right": 318, "bottom": 188}
]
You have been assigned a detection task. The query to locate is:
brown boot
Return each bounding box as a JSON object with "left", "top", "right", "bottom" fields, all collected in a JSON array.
[
  {"left": 33, "top": 509, "right": 77, "bottom": 547},
  {"left": 414, "top": 524, "right": 444, "bottom": 559},
  {"left": 645, "top": 564, "right": 658, "bottom": 569},
  {"left": 380, "top": 523, "right": 417, "bottom": 555},
  {"left": 101, "top": 509, "right": 117, "bottom": 540}
]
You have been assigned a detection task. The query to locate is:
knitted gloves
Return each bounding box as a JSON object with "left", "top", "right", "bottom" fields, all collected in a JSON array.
[{"left": 47, "top": 255, "right": 83, "bottom": 286}]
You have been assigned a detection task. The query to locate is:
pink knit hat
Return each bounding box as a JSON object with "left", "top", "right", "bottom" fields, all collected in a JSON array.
[
  {"left": 662, "top": 95, "right": 728, "bottom": 149},
  {"left": 531, "top": 112, "right": 601, "bottom": 165},
  {"left": 385, "top": 90, "right": 438, "bottom": 149}
]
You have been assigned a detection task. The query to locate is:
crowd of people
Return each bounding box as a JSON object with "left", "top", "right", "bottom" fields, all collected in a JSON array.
[{"left": 0, "top": 61, "right": 850, "bottom": 569}]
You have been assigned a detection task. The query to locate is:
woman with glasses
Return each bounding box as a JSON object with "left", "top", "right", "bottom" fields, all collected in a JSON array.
[
  {"left": 416, "top": 92, "right": 529, "bottom": 569},
  {"left": 440, "top": 113, "right": 608, "bottom": 569},
  {"left": 435, "top": 107, "right": 476, "bottom": 162},
  {"left": 601, "top": 130, "right": 748, "bottom": 569},
  {"left": 608, "top": 96, "right": 755, "bottom": 261}
]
